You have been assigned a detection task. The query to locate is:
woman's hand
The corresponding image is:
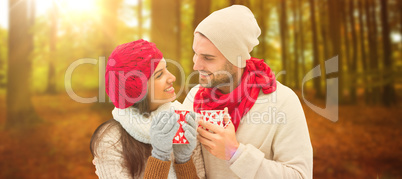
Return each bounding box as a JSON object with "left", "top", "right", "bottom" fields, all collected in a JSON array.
[
  {"left": 173, "top": 111, "right": 198, "bottom": 163},
  {"left": 150, "top": 108, "right": 180, "bottom": 161}
]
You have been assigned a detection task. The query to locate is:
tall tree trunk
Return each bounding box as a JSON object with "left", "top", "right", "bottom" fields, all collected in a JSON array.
[
  {"left": 96, "top": 0, "right": 120, "bottom": 106},
  {"left": 138, "top": 0, "right": 143, "bottom": 38},
  {"left": 100, "top": 0, "right": 120, "bottom": 56},
  {"left": 279, "top": 0, "right": 289, "bottom": 85},
  {"left": 328, "top": 0, "right": 341, "bottom": 58},
  {"left": 176, "top": 0, "right": 181, "bottom": 63},
  {"left": 230, "top": 0, "right": 250, "bottom": 7},
  {"left": 191, "top": 0, "right": 211, "bottom": 88},
  {"left": 380, "top": 0, "right": 396, "bottom": 106},
  {"left": 0, "top": 29, "right": 4, "bottom": 89},
  {"left": 151, "top": 0, "right": 181, "bottom": 90},
  {"left": 257, "top": 0, "right": 267, "bottom": 60},
  {"left": 309, "top": 0, "right": 322, "bottom": 97},
  {"left": 292, "top": 0, "right": 300, "bottom": 89},
  {"left": 6, "top": 0, "right": 40, "bottom": 128},
  {"left": 339, "top": 0, "right": 349, "bottom": 104},
  {"left": 357, "top": 0, "right": 368, "bottom": 102},
  {"left": 319, "top": 0, "right": 331, "bottom": 60},
  {"left": 46, "top": 0, "right": 57, "bottom": 94},
  {"left": 348, "top": 0, "right": 358, "bottom": 103},
  {"left": 399, "top": 0, "right": 402, "bottom": 36},
  {"left": 318, "top": 0, "right": 329, "bottom": 97},
  {"left": 176, "top": 0, "right": 182, "bottom": 101},
  {"left": 342, "top": 0, "right": 351, "bottom": 64},
  {"left": 365, "top": 0, "right": 380, "bottom": 104},
  {"left": 298, "top": 0, "right": 306, "bottom": 80},
  {"left": 0, "top": 53, "right": 4, "bottom": 88},
  {"left": 326, "top": 0, "right": 340, "bottom": 99},
  {"left": 193, "top": 0, "right": 211, "bottom": 31},
  {"left": 151, "top": 0, "right": 180, "bottom": 59}
]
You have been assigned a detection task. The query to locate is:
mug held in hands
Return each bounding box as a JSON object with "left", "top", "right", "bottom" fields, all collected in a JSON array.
[
  {"left": 199, "top": 110, "right": 230, "bottom": 132},
  {"left": 173, "top": 110, "right": 190, "bottom": 144}
]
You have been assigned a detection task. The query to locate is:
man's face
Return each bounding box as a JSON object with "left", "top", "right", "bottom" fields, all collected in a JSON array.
[{"left": 192, "top": 33, "right": 237, "bottom": 88}]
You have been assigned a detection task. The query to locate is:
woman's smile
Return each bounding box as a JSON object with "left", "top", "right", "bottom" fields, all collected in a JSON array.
[{"left": 164, "top": 86, "right": 175, "bottom": 93}]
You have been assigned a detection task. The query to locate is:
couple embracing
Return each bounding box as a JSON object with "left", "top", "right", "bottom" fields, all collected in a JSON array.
[{"left": 90, "top": 5, "right": 313, "bottom": 179}]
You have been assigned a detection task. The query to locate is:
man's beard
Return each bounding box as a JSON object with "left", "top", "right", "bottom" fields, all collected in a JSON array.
[{"left": 199, "top": 62, "right": 236, "bottom": 88}]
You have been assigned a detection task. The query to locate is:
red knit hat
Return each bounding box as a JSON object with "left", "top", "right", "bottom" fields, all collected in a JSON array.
[{"left": 105, "top": 39, "right": 163, "bottom": 109}]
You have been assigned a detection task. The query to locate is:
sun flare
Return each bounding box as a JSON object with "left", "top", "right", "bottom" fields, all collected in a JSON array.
[
  {"left": 36, "top": 0, "right": 98, "bottom": 15},
  {"left": 59, "top": 0, "right": 97, "bottom": 12}
]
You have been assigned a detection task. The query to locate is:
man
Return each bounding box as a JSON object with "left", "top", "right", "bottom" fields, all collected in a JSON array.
[{"left": 183, "top": 5, "right": 313, "bottom": 179}]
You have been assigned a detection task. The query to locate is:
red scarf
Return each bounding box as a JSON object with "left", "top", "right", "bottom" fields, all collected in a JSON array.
[{"left": 193, "top": 57, "right": 277, "bottom": 131}]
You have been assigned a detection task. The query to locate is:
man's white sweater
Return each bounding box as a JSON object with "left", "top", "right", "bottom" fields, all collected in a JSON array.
[{"left": 183, "top": 81, "right": 313, "bottom": 179}]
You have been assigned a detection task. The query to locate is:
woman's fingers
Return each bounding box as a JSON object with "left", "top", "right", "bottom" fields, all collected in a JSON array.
[
  {"left": 171, "top": 122, "right": 180, "bottom": 137},
  {"left": 152, "top": 113, "right": 168, "bottom": 130},
  {"left": 185, "top": 112, "right": 197, "bottom": 129},
  {"left": 182, "top": 123, "right": 197, "bottom": 137},
  {"left": 184, "top": 128, "right": 196, "bottom": 142},
  {"left": 161, "top": 113, "right": 179, "bottom": 134}
]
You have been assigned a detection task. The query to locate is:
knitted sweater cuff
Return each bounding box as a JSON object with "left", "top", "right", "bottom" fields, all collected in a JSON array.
[
  {"left": 174, "top": 158, "right": 199, "bottom": 179},
  {"left": 144, "top": 156, "right": 171, "bottom": 179}
]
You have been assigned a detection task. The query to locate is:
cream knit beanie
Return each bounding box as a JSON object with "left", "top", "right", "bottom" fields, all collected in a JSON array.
[{"left": 194, "top": 5, "right": 261, "bottom": 68}]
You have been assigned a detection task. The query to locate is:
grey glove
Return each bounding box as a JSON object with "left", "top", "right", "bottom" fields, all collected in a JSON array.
[
  {"left": 173, "top": 111, "right": 198, "bottom": 163},
  {"left": 150, "top": 109, "right": 180, "bottom": 161}
]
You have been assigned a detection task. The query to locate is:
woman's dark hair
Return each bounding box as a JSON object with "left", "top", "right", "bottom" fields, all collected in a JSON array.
[{"left": 90, "top": 97, "right": 152, "bottom": 177}]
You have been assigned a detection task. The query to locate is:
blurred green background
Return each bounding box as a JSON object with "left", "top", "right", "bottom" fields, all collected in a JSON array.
[{"left": 0, "top": 0, "right": 401, "bottom": 178}]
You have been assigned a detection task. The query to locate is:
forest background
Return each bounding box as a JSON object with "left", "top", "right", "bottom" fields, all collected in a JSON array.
[{"left": 0, "top": 0, "right": 401, "bottom": 178}]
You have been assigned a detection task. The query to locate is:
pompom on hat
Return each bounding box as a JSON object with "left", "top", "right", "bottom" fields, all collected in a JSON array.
[
  {"left": 194, "top": 5, "right": 261, "bottom": 68},
  {"left": 105, "top": 39, "right": 163, "bottom": 109}
]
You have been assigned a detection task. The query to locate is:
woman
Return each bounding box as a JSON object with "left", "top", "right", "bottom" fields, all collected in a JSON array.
[{"left": 90, "top": 40, "right": 205, "bottom": 178}]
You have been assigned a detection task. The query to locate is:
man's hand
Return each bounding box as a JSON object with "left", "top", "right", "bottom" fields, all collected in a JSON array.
[{"left": 197, "top": 107, "right": 239, "bottom": 160}]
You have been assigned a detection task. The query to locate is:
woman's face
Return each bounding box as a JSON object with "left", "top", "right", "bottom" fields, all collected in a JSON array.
[{"left": 147, "top": 59, "right": 176, "bottom": 111}]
